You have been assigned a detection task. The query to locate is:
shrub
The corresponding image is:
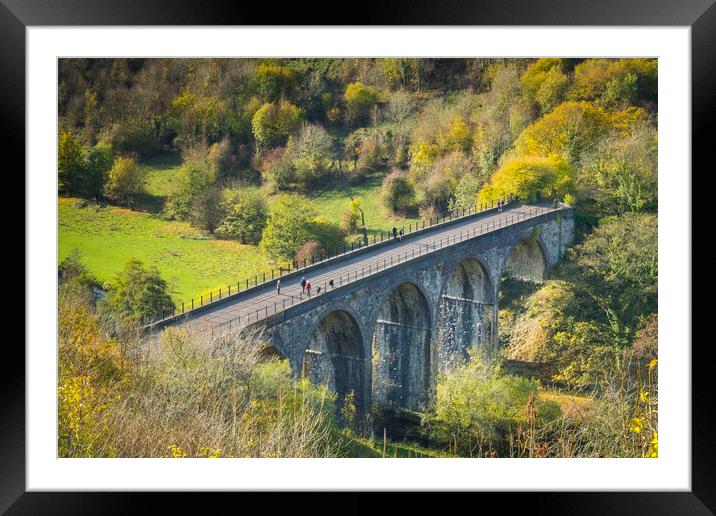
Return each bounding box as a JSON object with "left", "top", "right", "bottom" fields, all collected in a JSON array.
[
  {"left": 58, "top": 290, "right": 340, "bottom": 458},
  {"left": 295, "top": 240, "right": 325, "bottom": 265},
  {"left": 58, "top": 289, "right": 124, "bottom": 457},
  {"left": 58, "top": 250, "right": 102, "bottom": 301},
  {"left": 529, "top": 361, "right": 658, "bottom": 457},
  {"left": 103, "top": 258, "right": 175, "bottom": 324},
  {"left": 420, "top": 171, "right": 453, "bottom": 212},
  {"left": 450, "top": 173, "right": 483, "bottom": 212},
  {"left": 207, "top": 138, "right": 238, "bottom": 178},
  {"left": 414, "top": 151, "right": 474, "bottom": 212},
  {"left": 216, "top": 188, "right": 268, "bottom": 244},
  {"left": 251, "top": 101, "right": 304, "bottom": 148},
  {"left": 355, "top": 136, "right": 384, "bottom": 174},
  {"left": 380, "top": 170, "right": 415, "bottom": 215},
  {"left": 104, "top": 156, "right": 147, "bottom": 207},
  {"left": 260, "top": 146, "right": 295, "bottom": 192},
  {"left": 429, "top": 351, "right": 545, "bottom": 457},
  {"left": 418, "top": 203, "right": 439, "bottom": 222}
]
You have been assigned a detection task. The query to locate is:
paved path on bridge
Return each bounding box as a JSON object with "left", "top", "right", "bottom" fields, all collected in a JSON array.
[{"left": 163, "top": 203, "right": 556, "bottom": 333}]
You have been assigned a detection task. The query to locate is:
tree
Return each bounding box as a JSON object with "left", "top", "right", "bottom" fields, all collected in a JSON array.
[
  {"left": 413, "top": 151, "right": 474, "bottom": 212},
  {"left": 520, "top": 58, "right": 570, "bottom": 114},
  {"left": 104, "top": 156, "right": 147, "bottom": 207},
  {"left": 603, "top": 72, "right": 639, "bottom": 109},
  {"left": 216, "top": 188, "right": 268, "bottom": 244},
  {"left": 354, "top": 136, "right": 385, "bottom": 177},
  {"left": 431, "top": 350, "right": 541, "bottom": 456},
  {"left": 260, "top": 195, "right": 319, "bottom": 262},
  {"left": 286, "top": 123, "right": 335, "bottom": 186},
  {"left": 380, "top": 170, "right": 416, "bottom": 214},
  {"left": 84, "top": 143, "right": 114, "bottom": 199},
  {"left": 569, "top": 58, "right": 657, "bottom": 108},
  {"left": 477, "top": 156, "right": 574, "bottom": 205},
  {"left": 58, "top": 130, "right": 87, "bottom": 195},
  {"left": 254, "top": 62, "right": 298, "bottom": 101},
  {"left": 513, "top": 101, "right": 612, "bottom": 165},
  {"left": 566, "top": 212, "right": 657, "bottom": 342},
  {"left": 344, "top": 82, "right": 379, "bottom": 125},
  {"left": 580, "top": 124, "right": 657, "bottom": 216},
  {"left": 168, "top": 92, "right": 234, "bottom": 150},
  {"left": 451, "top": 173, "right": 484, "bottom": 212},
  {"left": 58, "top": 249, "right": 101, "bottom": 298},
  {"left": 164, "top": 159, "right": 216, "bottom": 220},
  {"left": 340, "top": 198, "right": 363, "bottom": 234},
  {"left": 105, "top": 258, "right": 175, "bottom": 323},
  {"left": 190, "top": 185, "right": 223, "bottom": 233},
  {"left": 251, "top": 101, "right": 304, "bottom": 149},
  {"left": 471, "top": 65, "right": 536, "bottom": 174}
]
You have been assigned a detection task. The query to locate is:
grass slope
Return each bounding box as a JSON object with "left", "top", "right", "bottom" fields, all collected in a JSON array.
[
  {"left": 59, "top": 197, "right": 269, "bottom": 305},
  {"left": 308, "top": 173, "right": 419, "bottom": 236}
]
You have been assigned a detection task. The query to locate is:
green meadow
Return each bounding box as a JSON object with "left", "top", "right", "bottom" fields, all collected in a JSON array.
[
  {"left": 59, "top": 163, "right": 418, "bottom": 305},
  {"left": 58, "top": 196, "right": 269, "bottom": 304}
]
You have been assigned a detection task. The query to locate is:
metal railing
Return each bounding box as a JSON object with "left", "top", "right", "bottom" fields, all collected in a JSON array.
[{"left": 170, "top": 203, "right": 561, "bottom": 335}]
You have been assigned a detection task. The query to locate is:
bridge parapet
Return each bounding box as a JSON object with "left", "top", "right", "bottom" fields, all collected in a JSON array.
[
  {"left": 147, "top": 199, "right": 559, "bottom": 332},
  {"left": 157, "top": 203, "right": 572, "bottom": 340}
]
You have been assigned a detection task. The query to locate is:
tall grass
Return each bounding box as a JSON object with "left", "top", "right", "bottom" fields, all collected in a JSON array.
[{"left": 517, "top": 358, "right": 658, "bottom": 458}]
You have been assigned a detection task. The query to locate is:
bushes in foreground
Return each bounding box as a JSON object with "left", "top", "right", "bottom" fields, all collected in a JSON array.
[
  {"left": 426, "top": 350, "right": 557, "bottom": 457},
  {"left": 58, "top": 288, "right": 341, "bottom": 458}
]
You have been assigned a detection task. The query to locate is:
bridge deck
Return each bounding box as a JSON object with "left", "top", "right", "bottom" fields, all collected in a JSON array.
[{"left": 160, "top": 203, "right": 559, "bottom": 333}]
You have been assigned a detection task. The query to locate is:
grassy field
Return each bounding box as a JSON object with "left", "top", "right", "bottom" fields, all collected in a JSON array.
[
  {"left": 59, "top": 154, "right": 421, "bottom": 306},
  {"left": 58, "top": 197, "right": 270, "bottom": 305},
  {"left": 135, "top": 151, "right": 183, "bottom": 214}
]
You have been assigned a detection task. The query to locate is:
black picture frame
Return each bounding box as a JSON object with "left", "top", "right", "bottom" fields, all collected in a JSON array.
[{"left": 4, "top": 0, "right": 712, "bottom": 512}]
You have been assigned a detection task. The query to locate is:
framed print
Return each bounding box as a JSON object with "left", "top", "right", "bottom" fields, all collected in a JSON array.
[{"left": 5, "top": 0, "right": 713, "bottom": 511}]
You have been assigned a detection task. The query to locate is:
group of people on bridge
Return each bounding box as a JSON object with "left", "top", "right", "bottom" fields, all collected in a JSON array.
[{"left": 275, "top": 275, "right": 336, "bottom": 298}]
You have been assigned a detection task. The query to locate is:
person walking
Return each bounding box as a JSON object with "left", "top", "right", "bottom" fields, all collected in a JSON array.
[
  {"left": 329, "top": 278, "right": 334, "bottom": 288},
  {"left": 399, "top": 228, "right": 404, "bottom": 241},
  {"left": 392, "top": 227, "right": 397, "bottom": 240},
  {"left": 300, "top": 276, "right": 306, "bottom": 293},
  {"left": 306, "top": 280, "right": 312, "bottom": 297},
  {"left": 316, "top": 285, "right": 321, "bottom": 295},
  {"left": 276, "top": 278, "right": 281, "bottom": 295}
]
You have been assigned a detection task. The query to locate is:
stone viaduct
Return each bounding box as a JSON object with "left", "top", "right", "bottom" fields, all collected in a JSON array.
[{"left": 154, "top": 203, "right": 575, "bottom": 413}]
